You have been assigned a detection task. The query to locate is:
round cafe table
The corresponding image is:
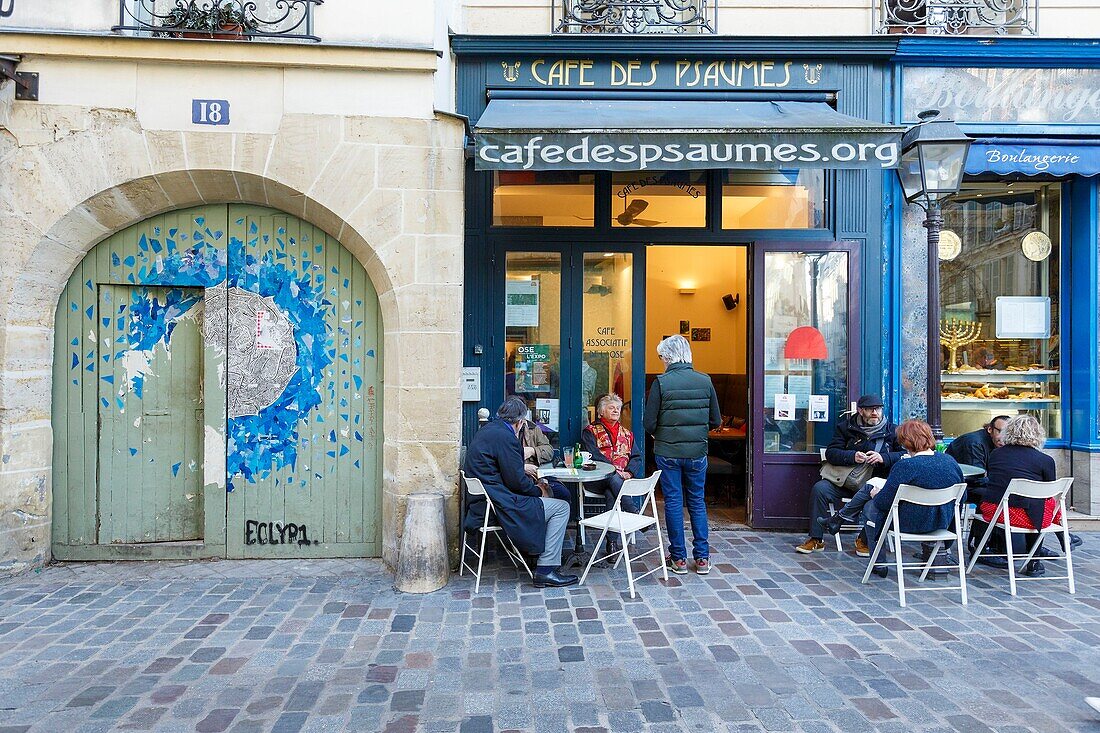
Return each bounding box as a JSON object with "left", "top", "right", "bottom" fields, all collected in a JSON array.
[
  {"left": 958, "top": 463, "right": 986, "bottom": 480},
  {"left": 538, "top": 463, "right": 615, "bottom": 562}
]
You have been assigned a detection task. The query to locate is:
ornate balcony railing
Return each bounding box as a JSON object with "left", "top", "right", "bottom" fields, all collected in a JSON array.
[
  {"left": 553, "top": 0, "right": 717, "bottom": 34},
  {"left": 876, "top": 0, "right": 1036, "bottom": 35},
  {"left": 114, "top": 0, "right": 324, "bottom": 42}
]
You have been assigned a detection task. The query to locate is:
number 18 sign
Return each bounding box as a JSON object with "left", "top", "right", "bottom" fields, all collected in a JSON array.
[{"left": 192, "top": 99, "right": 230, "bottom": 126}]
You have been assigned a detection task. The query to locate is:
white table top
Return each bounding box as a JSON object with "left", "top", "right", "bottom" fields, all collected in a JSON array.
[{"left": 537, "top": 463, "right": 615, "bottom": 482}]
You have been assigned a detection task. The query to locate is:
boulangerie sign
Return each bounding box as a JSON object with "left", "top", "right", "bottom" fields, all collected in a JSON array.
[{"left": 903, "top": 67, "right": 1100, "bottom": 124}]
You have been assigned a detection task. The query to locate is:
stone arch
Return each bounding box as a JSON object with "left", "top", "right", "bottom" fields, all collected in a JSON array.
[{"left": 0, "top": 113, "right": 464, "bottom": 574}]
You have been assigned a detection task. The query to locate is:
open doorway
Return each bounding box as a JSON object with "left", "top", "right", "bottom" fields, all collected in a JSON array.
[{"left": 646, "top": 245, "right": 750, "bottom": 528}]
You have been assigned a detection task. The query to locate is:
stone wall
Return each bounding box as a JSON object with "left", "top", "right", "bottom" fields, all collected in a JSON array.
[{"left": 0, "top": 44, "right": 465, "bottom": 575}]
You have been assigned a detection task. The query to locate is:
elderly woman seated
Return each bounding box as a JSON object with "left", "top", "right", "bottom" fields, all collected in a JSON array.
[
  {"left": 862, "top": 419, "right": 964, "bottom": 579},
  {"left": 973, "top": 414, "right": 1061, "bottom": 578},
  {"left": 581, "top": 393, "right": 644, "bottom": 551}
]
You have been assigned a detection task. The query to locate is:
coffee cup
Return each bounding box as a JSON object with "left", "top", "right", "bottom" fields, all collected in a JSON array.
[{"left": 579, "top": 451, "right": 592, "bottom": 463}]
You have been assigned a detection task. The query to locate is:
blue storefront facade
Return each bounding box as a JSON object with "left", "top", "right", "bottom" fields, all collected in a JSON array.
[
  {"left": 891, "top": 38, "right": 1100, "bottom": 517},
  {"left": 453, "top": 34, "right": 1100, "bottom": 528}
]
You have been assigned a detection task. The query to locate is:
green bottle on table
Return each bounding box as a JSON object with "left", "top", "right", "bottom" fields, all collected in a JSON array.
[{"left": 574, "top": 443, "right": 583, "bottom": 468}]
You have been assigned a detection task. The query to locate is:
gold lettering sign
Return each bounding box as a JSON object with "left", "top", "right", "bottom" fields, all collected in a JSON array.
[{"left": 516, "top": 59, "right": 797, "bottom": 89}]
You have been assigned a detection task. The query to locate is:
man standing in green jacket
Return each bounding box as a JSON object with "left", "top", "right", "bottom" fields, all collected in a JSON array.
[{"left": 644, "top": 335, "right": 722, "bottom": 575}]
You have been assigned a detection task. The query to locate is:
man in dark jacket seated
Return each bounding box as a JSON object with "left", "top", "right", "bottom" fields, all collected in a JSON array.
[
  {"left": 945, "top": 415, "right": 1008, "bottom": 504},
  {"left": 796, "top": 394, "right": 904, "bottom": 557},
  {"left": 463, "top": 396, "right": 578, "bottom": 588}
]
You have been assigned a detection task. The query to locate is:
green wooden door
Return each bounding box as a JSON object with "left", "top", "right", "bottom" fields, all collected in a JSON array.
[
  {"left": 52, "top": 204, "right": 382, "bottom": 561},
  {"left": 96, "top": 285, "right": 205, "bottom": 544},
  {"left": 223, "top": 207, "right": 382, "bottom": 558}
]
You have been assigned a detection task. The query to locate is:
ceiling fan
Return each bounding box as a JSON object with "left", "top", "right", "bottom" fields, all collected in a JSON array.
[
  {"left": 573, "top": 198, "right": 666, "bottom": 227},
  {"left": 616, "top": 199, "right": 665, "bottom": 227}
]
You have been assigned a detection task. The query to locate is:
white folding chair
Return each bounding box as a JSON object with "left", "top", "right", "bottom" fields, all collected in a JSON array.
[
  {"left": 966, "top": 477, "right": 1075, "bottom": 596},
  {"left": 579, "top": 471, "right": 666, "bottom": 598},
  {"left": 458, "top": 472, "right": 532, "bottom": 592},
  {"left": 580, "top": 484, "right": 637, "bottom": 547},
  {"left": 861, "top": 482, "right": 969, "bottom": 608}
]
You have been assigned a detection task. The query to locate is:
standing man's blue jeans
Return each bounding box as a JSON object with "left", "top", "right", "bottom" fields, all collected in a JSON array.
[{"left": 655, "top": 455, "right": 709, "bottom": 561}]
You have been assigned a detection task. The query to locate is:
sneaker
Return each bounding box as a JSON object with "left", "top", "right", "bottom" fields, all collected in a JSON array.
[
  {"left": 695, "top": 558, "right": 710, "bottom": 575},
  {"left": 795, "top": 538, "right": 826, "bottom": 554},
  {"left": 854, "top": 536, "right": 871, "bottom": 558},
  {"left": 666, "top": 556, "right": 688, "bottom": 574}
]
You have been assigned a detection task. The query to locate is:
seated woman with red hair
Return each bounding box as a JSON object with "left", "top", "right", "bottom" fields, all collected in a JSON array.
[{"left": 862, "top": 419, "right": 964, "bottom": 579}]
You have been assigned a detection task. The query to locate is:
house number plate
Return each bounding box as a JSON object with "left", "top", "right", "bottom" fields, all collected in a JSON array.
[{"left": 192, "top": 99, "right": 231, "bottom": 126}]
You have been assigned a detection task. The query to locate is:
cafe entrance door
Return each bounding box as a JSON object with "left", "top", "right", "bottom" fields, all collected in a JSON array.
[
  {"left": 501, "top": 246, "right": 645, "bottom": 451},
  {"left": 749, "top": 241, "right": 861, "bottom": 529}
]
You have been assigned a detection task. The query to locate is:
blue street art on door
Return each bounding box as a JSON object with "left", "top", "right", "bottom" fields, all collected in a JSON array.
[{"left": 69, "top": 213, "right": 370, "bottom": 491}]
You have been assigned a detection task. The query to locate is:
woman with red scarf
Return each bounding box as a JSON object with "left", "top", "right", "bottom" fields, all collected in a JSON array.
[{"left": 581, "top": 393, "right": 645, "bottom": 519}]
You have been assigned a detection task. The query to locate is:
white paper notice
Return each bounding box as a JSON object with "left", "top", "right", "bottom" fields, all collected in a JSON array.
[
  {"left": 505, "top": 281, "right": 540, "bottom": 327},
  {"left": 787, "top": 375, "right": 812, "bottom": 408},
  {"left": 774, "top": 394, "right": 796, "bottom": 421},
  {"left": 995, "top": 296, "right": 1050, "bottom": 339},
  {"left": 535, "top": 398, "right": 559, "bottom": 433},
  {"left": 809, "top": 395, "right": 830, "bottom": 423},
  {"left": 763, "top": 374, "right": 785, "bottom": 408}
]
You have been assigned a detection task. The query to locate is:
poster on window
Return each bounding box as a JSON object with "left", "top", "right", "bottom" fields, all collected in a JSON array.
[
  {"left": 535, "top": 398, "right": 559, "bottom": 433},
  {"left": 809, "top": 395, "right": 830, "bottom": 423},
  {"left": 506, "top": 280, "right": 540, "bottom": 327},
  {"left": 515, "top": 344, "right": 551, "bottom": 393},
  {"left": 774, "top": 394, "right": 796, "bottom": 421}
]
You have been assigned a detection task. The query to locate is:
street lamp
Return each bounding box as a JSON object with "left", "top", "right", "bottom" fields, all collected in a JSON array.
[{"left": 896, "top": 109, "right": 972, "bottom": 440}]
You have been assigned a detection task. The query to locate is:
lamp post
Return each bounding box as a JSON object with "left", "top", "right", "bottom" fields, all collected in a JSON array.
[{"left": 896, "top": 109, "right": 972, "bottom": 440}]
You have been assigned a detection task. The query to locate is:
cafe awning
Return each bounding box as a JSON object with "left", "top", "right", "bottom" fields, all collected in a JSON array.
[
  {"left": 473, "top": 99, "right": 903, "bottom": 172},
  {"left": 965, "top": 140, "right": 1100, "bottom": 177}
]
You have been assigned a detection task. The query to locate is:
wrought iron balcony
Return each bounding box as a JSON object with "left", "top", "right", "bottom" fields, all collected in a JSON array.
[
  {"left": 553, "top": 0, "right": 717, "bottom": 34},
  {"left": 114, "top": 0, "right": 324, "bottom": 42},
  {"left": 876, "top": 0, "right": 1036, "bottom": 35}
]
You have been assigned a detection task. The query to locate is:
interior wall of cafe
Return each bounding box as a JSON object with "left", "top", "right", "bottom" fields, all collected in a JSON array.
[{"left": 645, "top": 246, "right": 747, "bottom": 377}]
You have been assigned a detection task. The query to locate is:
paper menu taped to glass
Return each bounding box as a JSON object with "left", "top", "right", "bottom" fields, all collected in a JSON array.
[
  {"left": 787, "top": 375, "right": 812, "bottom": 408},
  {"left": 809, "top": 394, "right": 829, "bottom": 423},
  {"left": 995, "top": 296, "right": 1050, "bottom": 339},
  {"left": 763, "top": 374, "right": 785, "bottom": 408},
  {"left": 774, "top": 394, "right": 796, "bottom": 421}
]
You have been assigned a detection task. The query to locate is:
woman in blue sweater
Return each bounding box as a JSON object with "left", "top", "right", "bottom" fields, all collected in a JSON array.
[{"left": 863, "top": 420, "right": 964, "bottom": 578}]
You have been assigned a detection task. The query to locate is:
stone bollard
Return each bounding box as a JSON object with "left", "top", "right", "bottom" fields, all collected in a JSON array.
[{"left": 395, "top": 492, "right": 450, "bottom": 594}]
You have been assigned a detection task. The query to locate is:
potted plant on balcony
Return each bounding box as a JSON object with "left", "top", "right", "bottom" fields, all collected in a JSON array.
[{"left": 160, "top": 2, "right": 257, "bottom": 40}]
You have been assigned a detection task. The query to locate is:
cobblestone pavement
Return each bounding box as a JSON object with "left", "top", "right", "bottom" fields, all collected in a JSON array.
[{"left": 1, "top": 531, "right": 1099, "bottom": 733}]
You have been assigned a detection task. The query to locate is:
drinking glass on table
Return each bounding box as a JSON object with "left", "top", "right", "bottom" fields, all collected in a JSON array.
[{"left": 563, "top": 446, "right": 574, "bottom": 469}]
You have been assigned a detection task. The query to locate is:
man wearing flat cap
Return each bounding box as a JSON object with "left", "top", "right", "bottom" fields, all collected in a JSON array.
[{"left": 795, "top": 394, "right": 904, "bottom": 556}]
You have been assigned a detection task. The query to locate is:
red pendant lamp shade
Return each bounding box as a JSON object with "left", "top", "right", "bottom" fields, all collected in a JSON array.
[{"left": 784, "top": 326, "right": 828, "bottom": 360}]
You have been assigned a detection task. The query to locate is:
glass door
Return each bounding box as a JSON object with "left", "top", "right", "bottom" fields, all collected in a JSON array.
[
  {"left": 750, "top": 242, "right": 860, "bottom": 528},
  {"left": 581, "top": 252, "right": 636, "bottom": 432},
  {"left": 505, "top": 252, "right": 564, "bottom": 448}
]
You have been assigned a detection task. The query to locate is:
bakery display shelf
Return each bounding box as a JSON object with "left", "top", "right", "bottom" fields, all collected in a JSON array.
[
  {"left": 941, "top": 370, "right": 1059, "bottom": 383},
  {"left": 941, "top": 398, "right": 1060, "bottom": 410}
]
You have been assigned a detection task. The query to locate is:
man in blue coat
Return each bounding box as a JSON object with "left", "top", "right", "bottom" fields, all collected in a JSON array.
[{"left": 463, "top": 396, "right": 578, "bottom": 588}]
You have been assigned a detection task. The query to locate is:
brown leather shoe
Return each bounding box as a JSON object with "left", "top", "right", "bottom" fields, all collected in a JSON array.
[
  {"left": 795, "top": 538, "right": 826, "bottom": 554},
  {"left": 854, "top": 536, "right": 871, "bottom": 558}
]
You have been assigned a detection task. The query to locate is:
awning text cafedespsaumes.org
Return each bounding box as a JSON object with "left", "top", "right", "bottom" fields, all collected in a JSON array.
[{"left": 472, "top": 100, "right": 904, "bottom": 172}]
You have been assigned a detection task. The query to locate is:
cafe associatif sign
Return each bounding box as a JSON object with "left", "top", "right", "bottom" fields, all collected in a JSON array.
[{"left": 474, "top": 58, "right": 901, "bottom": 172}]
